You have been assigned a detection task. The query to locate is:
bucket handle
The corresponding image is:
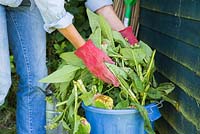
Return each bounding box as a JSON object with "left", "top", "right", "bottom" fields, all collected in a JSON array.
[{"left": 147, "top": 100, "right": 164, "bottom": 114}]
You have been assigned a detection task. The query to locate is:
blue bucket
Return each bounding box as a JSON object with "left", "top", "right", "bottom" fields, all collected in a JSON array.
[{"left": 82, "top": 103, "right": 161, "bottom": 134}]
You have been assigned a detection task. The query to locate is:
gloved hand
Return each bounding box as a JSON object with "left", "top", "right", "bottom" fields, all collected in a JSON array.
[
  {"left": 119, "top": 26, "right": 138, "bottom": 45},
  {"left": 75, "top": 40, "right": 119, "bottom": 87}
]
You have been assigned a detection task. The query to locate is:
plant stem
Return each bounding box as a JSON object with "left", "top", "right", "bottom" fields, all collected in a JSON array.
[
  {"left": 102, "top": 86, "right": 115, "bottom": 94},
  {"left": 118, "top": 77, "right": 139, "bottom": 104},
  {"left": 131, "top": 51, "right": 144, "bottom": 81},
  {"left": 73, "top": 83, "right": 78, "bottom": 134},
  {"left": 141, "top": 84, "right": 150, "bottom": 106},
  {"left": 76, "top": 80, "right": 87, "bottom": 93},
  {"left": 144, "top": 50, "right": 156, "bottom": 82}
]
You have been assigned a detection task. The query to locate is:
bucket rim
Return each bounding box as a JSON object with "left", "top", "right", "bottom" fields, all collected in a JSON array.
[
  {"left": 82, "top": 103, "right": 139, "bottom": 114},
  {"left": 82, "top": 102, "right": 159, "bottom": 115}
]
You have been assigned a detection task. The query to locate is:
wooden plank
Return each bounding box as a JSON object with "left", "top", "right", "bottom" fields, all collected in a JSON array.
[
  {"left": 153, "top": 52, "right": 200, "bottom": 102},
  {"left": 138, "top": 26, "right": 200, "bottom": 76},
  {"left": 155, "top": 72, "right": 200, "bottom": 130},
  {"left": 160, "top": 102, "right": 200, "bottom": 134},
  {"left": 140, "top": 0, "right": 200, "bottom": 21},
  {"left": 139, "top": 8, "right": 200, "bottom": 48},
  {"left": 155, "top": 117, "right": 179, "bottom": 134}
]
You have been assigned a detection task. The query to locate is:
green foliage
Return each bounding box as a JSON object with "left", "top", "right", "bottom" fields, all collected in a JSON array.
[
  {"left": 41, "top": 9, "right": 178, "bottom": 134},
  {"left": 40, "top": 65, "right": 80, "bottom": 83}
]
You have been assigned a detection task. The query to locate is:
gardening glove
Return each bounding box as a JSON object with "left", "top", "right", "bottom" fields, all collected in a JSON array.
[
  {"left": 119, "top": 26, "right": 138, "bottom": 45},
  {"left": 75, "top": 40, "right": 119, "bottom": 87}
]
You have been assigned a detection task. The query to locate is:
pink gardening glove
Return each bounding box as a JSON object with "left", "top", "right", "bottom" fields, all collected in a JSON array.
[
  {"left": 75, "top": 40, "right": 119, "bottom": 87},
  {"left": 119, "top": 26, "right": 138, "bottom": 45}
]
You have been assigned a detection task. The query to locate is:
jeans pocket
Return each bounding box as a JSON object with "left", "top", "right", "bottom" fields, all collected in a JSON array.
[{"left": 0, "top": 0, "right": 23, "bottom": 7}]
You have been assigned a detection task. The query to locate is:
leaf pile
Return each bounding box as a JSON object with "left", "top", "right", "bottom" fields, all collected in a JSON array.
[{"left": 40, "top": 9, "right": 178, "bottom": 134}]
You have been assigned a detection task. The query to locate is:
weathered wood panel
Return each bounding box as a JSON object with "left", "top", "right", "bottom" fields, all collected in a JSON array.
[
  {"left": 160, "top": 102, "right": 200, "bottom": 134},
  {"left": 140, "top": 8, "right": 200, "bottom": 48},
  {"left": 140, "top": 0, "right": 200, "bottom": 21},
  {"left": 139, "top": 0, "right": 200, "bottom": 133},
  {"left": 139, "top": 26, "right": 200, "bottom": 76},
  {"left": 155, "top": 118, "right": 179, "bottom": 134},
  {"left": 155, "top": 72, "right": 200, "bottom": 131},
  {"left": 153, "top": 52, "right": 200, "bottom": 103}
]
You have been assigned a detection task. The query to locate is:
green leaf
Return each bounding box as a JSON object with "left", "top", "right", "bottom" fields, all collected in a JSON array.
[
  {"left": 139, "top": 41, "right": 153, "bottom": 63},
  {"left": 39, "top": 65, "right": 80, "bottom": 83},
  {"left": 89, "top": 27, "right": 101, "bottom": 48},
  {"left": 112, "top": 30, "right": 129, "bottom": 47},
  {"left": 134, "top": 104, "right": 155, "bottom": 134},
  {"left": 143, "top": 50, "right": 156, "bottom": 85},
  {"left": 59, "top": 82, "right": 70, "bottom": 101},
  {"left": 118, "top": 76, "right": 139, "bottom": 104},
  {"left": 93, "top": 101, "right": 108, "bottom": 109},
  {"left": 79, "top": 91, "right": 94, "bottom": 106},
  {"left": 53, "top": 44, "right": 60, "bottom": 50},
  {"left": 73, "top": 115, "right": 81, "bottom": 134},
  {"left": 162, "top": 96, "right": 179, "bottom": 110},
  {"left": 120, "top": 47, "right": 146, "bottom": 64},
  {"left": 86, "top": 9, "right": 100, "bottom": 32},
  {"left": 147, "top": 88, "right": 162, "bottom": 99},
  {"left": 157, "top": 83, "right": 175, "bottom": 95},
  {"left": 62, "top": 120, "right": 71, "bottom": 130},
  {"left": 125, "top": 68, "right": 144, "bottom": 92},
  {"left": 114, "top": 99, "right": 129, "bottom": 109},
  {"left": 99, "top": 15, "right": 115, "bottom": 47},
  {"left": 78, "top": 69, "right": 93, "bottom": 85},
  {"left": 60, "top": 52, "right": 84, "bottom": 68},
  {"left": 59, "top": 89, "right": 75, "bottom": 110},
  {"left": 52, "top": 112, "right": 64, "bottom": 123},
  {"left": 106, "top": 63, "right": 128, "bottom": 80}
]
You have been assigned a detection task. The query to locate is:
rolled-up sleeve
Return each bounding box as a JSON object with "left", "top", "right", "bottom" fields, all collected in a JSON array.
[
  {"left": 34, "top": 0, "right": 74, "bottom": 33},
  {"left": 85, "top": 0, "right": 113, "bottom": 12}
]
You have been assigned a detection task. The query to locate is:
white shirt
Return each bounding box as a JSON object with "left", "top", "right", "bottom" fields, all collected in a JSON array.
[{"left": 0, "top": 0, "right": 113, "bottom": 33}]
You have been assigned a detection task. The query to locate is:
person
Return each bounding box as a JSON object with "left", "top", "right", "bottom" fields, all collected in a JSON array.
[{"left": 0, "top": 0, "right": 138, "bottom": 133}]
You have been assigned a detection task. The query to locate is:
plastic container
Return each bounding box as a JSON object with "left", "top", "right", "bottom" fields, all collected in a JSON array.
[
  {"left": 82, "top": 103, "right": 144, "bottom": 134},
  {"left": 82, "top": 103, "right": 161, "bottom": 134}
]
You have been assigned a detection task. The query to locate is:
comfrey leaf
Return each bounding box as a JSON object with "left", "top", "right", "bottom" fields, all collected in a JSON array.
[
  {"left": 79, "top": 91, "right": 95, "bottom": 106},
  {"left": 106, "top": 63, "right": 128, "bottom": 80},
  {"left": 62, "top": 120, "right": 71, "bottom": 130},
  {"left": 147, "top": 87, "right": 162, "bottom": 99},
  {"left": 99, "top": 15, "right": 115, "bottom": 47},
  {"left": 86, "top": 9, "right": 100, "bottom": 32},
  {"left": 120, "top": 47, "right": 146, "bottom": 65},
  {"left": 134, "top": 104, "right": 155, "bottom": 134},
  {"left": 89, "top": 27, "right": 101, "bottom": 49},
  {"left": 157, "top": 82, "right": 175, "bottom": 95},
  {"left": 60, "top": 52, "right": 84, "bottom": 68},
  {"left": 112, "top": 30, "right": 129, "bottom": 47},
  {"left": 124, "top": 68, "right": 144, "bottom": 92},
  {"left": 139, "top": 41, "right": 153, "bottom": 63},
  {"left": 114, "top": 99, "right": 129, "bottom": 109},
  {"left": 40, "top": 65, "right": 80, "bottom": 83}
]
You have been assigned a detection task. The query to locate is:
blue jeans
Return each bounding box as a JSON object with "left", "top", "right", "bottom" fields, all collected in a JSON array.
[{"left": 0, "top": 3, "right": 47, "bottom": 134}]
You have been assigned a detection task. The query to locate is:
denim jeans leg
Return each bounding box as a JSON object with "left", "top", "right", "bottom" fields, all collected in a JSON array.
[
  {"left": 6, "top": 6, "right": 47, "bottom": 134},
  {"left": 0, "top": 5, "right": 12, "bottom": 106}
]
